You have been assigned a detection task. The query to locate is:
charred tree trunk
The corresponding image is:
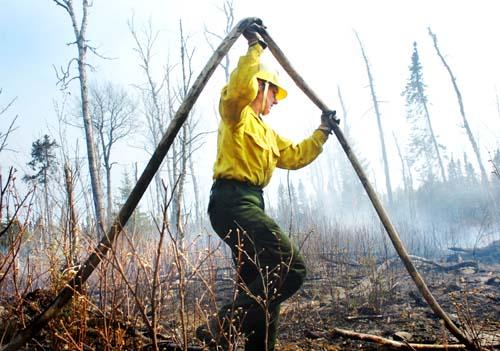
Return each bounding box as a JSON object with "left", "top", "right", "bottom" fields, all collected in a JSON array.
[
  {"left": 428, "top": 28, "right": 488, "bottom": 184},
  {"left": 355, "top": 31, "right": 393, "bottom": 205},
  {"left": 64, "top": 163, "right": 78, "bottom": 265}
]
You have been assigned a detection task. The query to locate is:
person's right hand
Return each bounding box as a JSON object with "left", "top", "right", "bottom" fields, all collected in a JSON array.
[{"left": 243, "top": 19, "right": 267, "bottom": 48}]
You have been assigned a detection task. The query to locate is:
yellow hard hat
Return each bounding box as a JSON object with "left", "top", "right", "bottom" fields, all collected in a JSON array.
[{"left": 254, "top": 62, "right": 287, "bottom": 100}]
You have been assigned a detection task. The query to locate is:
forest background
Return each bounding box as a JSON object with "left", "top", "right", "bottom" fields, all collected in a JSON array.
[{"left": 2, "top": 0, "right": 499, "bottom": 245}]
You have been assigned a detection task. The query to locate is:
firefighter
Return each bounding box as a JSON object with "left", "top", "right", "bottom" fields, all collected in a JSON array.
[{"left": 197, "top": 19, "right": 338, "bottom": 351}]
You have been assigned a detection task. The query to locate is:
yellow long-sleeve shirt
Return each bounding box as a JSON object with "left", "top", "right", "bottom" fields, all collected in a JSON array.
[{"left": 213, "top": 44, "right": 328, "bottom": 188}]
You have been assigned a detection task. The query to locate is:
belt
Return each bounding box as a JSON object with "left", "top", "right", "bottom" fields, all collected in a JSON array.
[{"left": 213, "top": 178, "right": 263, "bottom": 192}]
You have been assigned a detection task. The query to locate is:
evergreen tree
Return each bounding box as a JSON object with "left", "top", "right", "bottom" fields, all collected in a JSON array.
[
  {"left": 24, "top": 135, "right": 59, "bottom": 185},
  {"left": 402, "top": 42, "right": 447, "bottom": 183},
  {"left": 24, "top": 135, "right": 59, "bottom": 232},
  {"left": 117, "top": 170, "right": 133, "bottom": 207},
  {"left": 463, "top": 152, "right": 478, "bottom": 185},
  {"left": 447, "top": 156, "right": 462, "bottom": 183},
  {"left": 116, "top": 169, "right": 153, "bottom": 235},
  {"left": 455, "top": 158, "right": 463, "bottom": 183}
]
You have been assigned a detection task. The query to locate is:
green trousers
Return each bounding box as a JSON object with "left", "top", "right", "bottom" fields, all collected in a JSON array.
[{"left": 208, "top": 179, "right": 307, "bottom": 351}]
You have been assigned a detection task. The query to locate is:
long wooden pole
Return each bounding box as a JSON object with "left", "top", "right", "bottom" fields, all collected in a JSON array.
[
  {"left": 1, "top": 17, "right": 259, "bottom": 351},
  {"left": 256, "top": 28, "right": 477, "bottom": 351}
]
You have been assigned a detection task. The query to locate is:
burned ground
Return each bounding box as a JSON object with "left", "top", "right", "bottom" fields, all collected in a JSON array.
[
  {"left": 1, "top": 242, "right": 499, "bottom": 350},
  {"left": 277, "top": 257, "right": 499, "bottom": 350}
]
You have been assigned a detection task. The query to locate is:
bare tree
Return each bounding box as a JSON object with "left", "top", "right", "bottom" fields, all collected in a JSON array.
[
  {"left": 428, "top": 28, "right": 488, "bottom": 185},
  {"left": 204, "top": 0, "right": 235, "bottom": 81},
  {"left": 355, "top": 31, "right": 393, "bottom": 204},
  {"left": 170, "top": 20, "right": 198, "bottom": 239},
  {"left": 130, "top": 18, "right": 202, "bottom": 236},
  {"left": 175, "top": 20, "right": 191, "bottom": 238},
  {"left": 53, "top": 0, "right": 106, "bottom": 233},
  {"left": 0, "top": 89, "right": 18, "bottom": 154},
  {"left": 54, "top": 95, "right": 81, "bottom": 265},
  {"left": 129, "top": 19, "right": 169, "bottom": 220},
  {"left": 89, "top": 82, "right": 137, "bottom": 222}
]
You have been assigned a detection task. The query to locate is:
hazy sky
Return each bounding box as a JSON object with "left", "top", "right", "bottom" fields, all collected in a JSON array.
[{"left": 2, "top": 0, "right": 500, "bottom": 200}]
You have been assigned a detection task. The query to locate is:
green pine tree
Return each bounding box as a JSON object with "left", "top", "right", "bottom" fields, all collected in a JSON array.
[
  {"left": 402, "top": 42, "right": 447, "bottom": 183},
  {"left": 24, "top": 135, "right": 59, "bottom": 185},
  {"left": 24, "top": 134, "right": 59, "bottom": 233},
  {"left": 115, "top": 169, "right": 153, "bottom": 235}
]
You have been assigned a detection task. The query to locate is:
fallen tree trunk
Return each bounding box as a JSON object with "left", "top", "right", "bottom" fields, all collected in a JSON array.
[
  {"left": 449, "top": 240, "right": 499, "bottom": 264},
  {"left": 319, "top": 254, "right": 362, "bottom": 267},
  {"left": 307, "top": 328, "right": 468, "bottom": 350},
  {"left": 408, "top": 255, "right": 478, "bottom": 272},
  {"left": 142, "top": 341, "right": 204, "bottom": 351},
  {"left": 350, "top": 255, "right": 478, "bottom": 299}
]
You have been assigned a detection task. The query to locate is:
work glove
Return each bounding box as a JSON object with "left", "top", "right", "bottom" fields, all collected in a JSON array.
[
  {"left": 319, "top": 110, "right": 340, "bottom": 135},
  {"left": 243, "top": 19, "right": 267, "bottom": 49}
]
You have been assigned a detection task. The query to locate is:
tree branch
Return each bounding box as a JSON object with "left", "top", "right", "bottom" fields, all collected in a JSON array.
[{"left": 0, "top": 115, "right": 18, "bottom": 153}]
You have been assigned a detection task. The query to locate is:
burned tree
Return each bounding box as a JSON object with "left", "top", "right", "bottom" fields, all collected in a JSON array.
[
  {"left": 355, "top": 31, "right": 393, "bottom": 205},
  {"left": 428, "top": 28, "right": 488, "bottom": 185}
]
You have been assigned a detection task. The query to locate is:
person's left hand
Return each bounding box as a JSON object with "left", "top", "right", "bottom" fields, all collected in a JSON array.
[{"left": 320, "top": 110, "right": 339, "bottom": 134}]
